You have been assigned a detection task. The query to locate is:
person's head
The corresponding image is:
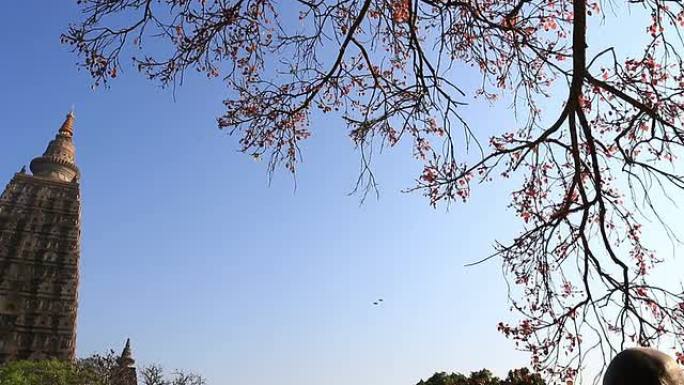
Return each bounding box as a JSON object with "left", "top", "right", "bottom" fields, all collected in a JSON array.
[{"left": 604, "top": 348, "right": 684, "bottom": 385}]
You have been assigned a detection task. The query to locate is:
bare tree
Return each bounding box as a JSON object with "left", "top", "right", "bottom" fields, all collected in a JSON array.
[
  {"left": 139, "top": 365, "right": 205, "bottom": 385},
  {"left": 63, "top": 0, "right": 684, "bottom": 382}
]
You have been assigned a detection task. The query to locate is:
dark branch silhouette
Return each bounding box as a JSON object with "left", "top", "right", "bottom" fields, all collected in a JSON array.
[{"left": 63, "top": 1, "right": 684, "bottom": 382}]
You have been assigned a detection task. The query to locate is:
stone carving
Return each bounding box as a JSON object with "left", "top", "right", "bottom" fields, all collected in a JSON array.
[{"left": 604, "top": 347, "right": 684, "bottom": 385}]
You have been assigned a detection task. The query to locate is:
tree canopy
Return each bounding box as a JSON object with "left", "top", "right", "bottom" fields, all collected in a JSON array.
[
  {"left": 0, "top": 354, "right": 205, "bottom": 385},
  {"left": 0, "top": 360, "right": 93, "bottom": 385},
  {"left": 417, "top": 368, "right": 546, "bottom": 385},
  {"left": 62, "top": 0, "right": 684, "bottom": 382}
]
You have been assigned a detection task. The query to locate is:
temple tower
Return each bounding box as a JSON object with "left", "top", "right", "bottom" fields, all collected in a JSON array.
[
  {"left": 0, "top": 112, "right": 80, "bottom": 363},
  {"left": 115, "top": 338, "right": 138, "bottom": 385}
]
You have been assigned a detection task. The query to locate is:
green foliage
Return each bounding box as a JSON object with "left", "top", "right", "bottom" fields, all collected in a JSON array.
[
  {"left": 502, "top": 368, "right": 546, "bottom": 385},
  {"left": 0, "top": 355, "right": 206, "bottom": 385},
  {"left": 0, "top": 359, "right": 94, "bottom": 385},
  {"left": 417, "top": 368, "right": 545, "bottom": 385}
]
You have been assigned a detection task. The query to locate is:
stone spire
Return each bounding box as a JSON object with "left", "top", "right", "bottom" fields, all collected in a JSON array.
[
  {"left": 29, "top": 112, "right": 79, "bottom": 183},
  {"left": 117, "top": 338, "right": 135, "bottom": 368},
  {"left": 58, "top": 111, "right": 75, "bottom": 138},
  {"left": 115, "top": 339, "right": 138, "bottom": 385}
]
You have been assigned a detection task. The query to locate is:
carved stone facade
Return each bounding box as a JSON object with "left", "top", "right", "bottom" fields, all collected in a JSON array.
[{"left": 0, "top": 113, "right": 80, "bottom": 364}]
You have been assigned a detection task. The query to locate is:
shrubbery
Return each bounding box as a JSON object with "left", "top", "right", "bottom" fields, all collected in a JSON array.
[
  {"left": 0, "top": 360, "right": 96, "bottom": 385},
  {"left": 1, "top": 359, "right": 540, "bottom": 385},
  {"left": 0, "top": 354, "right": 204, "bottom": 385}
]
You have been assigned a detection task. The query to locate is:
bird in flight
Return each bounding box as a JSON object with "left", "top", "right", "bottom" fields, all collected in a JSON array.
[{"left": 373, "top": 298, "right": 384, "bottom": 305}]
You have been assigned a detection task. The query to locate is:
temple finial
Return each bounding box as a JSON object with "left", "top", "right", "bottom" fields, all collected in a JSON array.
[
  {"left": 29, "top": 112, "right": 79, "bottom": 182},
  {"left": 59, "top": 111, "right": 75, "bottom": 138}
]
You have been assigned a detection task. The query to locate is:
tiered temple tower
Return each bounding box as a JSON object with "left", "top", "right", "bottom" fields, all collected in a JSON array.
[
  {"left": 115, "top": 339, "right": 139, "bottom": 385},
  {"left": 0, "top": 113, "right": 80, "bottom": 363}
]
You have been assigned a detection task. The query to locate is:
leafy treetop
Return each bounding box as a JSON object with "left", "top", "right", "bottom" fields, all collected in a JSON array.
[
  {"left": 0, "top": 353, "right": 205, "bottom": 385},
  {"left": 417, "top": 368, "right": 546, "bottom": 385}
]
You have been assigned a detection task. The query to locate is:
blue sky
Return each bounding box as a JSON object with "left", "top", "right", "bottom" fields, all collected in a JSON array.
[
  {"left": 2, "top": 2, "right": 683, "bottom": 385},
  {"left": 0, "top": 3, "right": 526, "bottom": 384}
]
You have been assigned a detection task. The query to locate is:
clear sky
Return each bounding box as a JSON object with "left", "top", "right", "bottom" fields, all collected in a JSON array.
[{"left": 1, "top": 2, "right": 682, "bottom": 385}]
